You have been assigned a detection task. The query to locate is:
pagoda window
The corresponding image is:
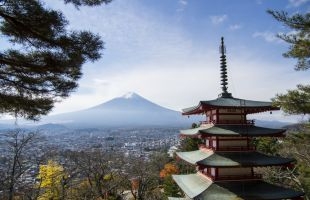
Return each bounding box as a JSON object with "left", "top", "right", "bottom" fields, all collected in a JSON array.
[
  {"left": 219, "top": 108, "right": 243, "bottom": 113},
  {"left": 212, "top": 140, "right": 217, "bottom": 149},
  {"left": 216, "top": 167, "right": 255, "bottom": 180},
  {"left": 205, "top": 138, "right": 209, "bottom": 147},
  {"left": 218, "top": 167, "right": 252, "bottom": 176},
  {"left": 218, "top": 114, "right": 246, "bottom": 124},
  {"left": 210, "top": 168, "right": 216, "bottom": 176}
]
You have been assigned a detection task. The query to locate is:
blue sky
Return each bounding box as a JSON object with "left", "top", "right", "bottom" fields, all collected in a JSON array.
[{"left": 29, "top": 0, "right": 310, "bottom": 122}]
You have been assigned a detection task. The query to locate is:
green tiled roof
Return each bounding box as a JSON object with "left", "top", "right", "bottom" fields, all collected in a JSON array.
[
  {"left": 180, "top": 124, "right": 285, "bottom": 137},
  {"left": 172, "top": 173, "right": 212, "bottom": 199},
  {"left": 172, "top": 173, "right": 304, "bottom": 200},
  {"left": 176, "top": 150, "right": 213, "bottom": 165},
  {"left": 168, "top": 198, "right": 187, "bottom": 200},
  {"left": 176, "top": 150, "right": 294, "bottom": 167},
  {"left": 180, "top": 124, "right": 213, "bottom": 136},
  {"left": 198, "top": 151, "right": 294, "bottom": 167},
  {"left": 199, "top": 180, "right": 304, "bottom": 200},
  {"left": 182, "top": 97, "right": 279, "bottom": 115}
]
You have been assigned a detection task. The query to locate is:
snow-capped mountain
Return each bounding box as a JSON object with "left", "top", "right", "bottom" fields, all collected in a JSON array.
[
  {"left": 0, "top": 92, "right": 292, "bottom": 130},
  {"left": 42, "top": 92, "right": 199, "bottom": 128}
]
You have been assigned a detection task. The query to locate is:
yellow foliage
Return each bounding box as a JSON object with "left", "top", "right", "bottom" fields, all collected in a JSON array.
[
  {"left": 37, "top": 160, "right": 65, "bottom": 200},
  {"left": 104, "top": 173, "right": 112, "bottom": 181}
]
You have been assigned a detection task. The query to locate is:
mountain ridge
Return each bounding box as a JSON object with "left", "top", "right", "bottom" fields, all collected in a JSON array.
[
  {"left": 0, "top": 92, "right": 292, "bottom": 130},
  {"left": 40, "top": 92, "right": 197, "bottom": 128}
]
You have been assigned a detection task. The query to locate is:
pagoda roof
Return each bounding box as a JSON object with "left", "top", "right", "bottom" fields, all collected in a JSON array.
[
  {"left": 180, "top": 124, "right": 285, "bottom": 137},
  {"left": 172, "top": 173, "right": 304, "bottom": 200},
  {"left": 167, "top": 198, "right": 187, "bottom": 200},
  {"left": 176, "top": 149, "right": 294, "bottom": 167},
  {"left": 182, "top": 97, "right": 279, "bottom": 115},
  {"left": 172, "top": 173, "right": 212, "bottom": 199}
]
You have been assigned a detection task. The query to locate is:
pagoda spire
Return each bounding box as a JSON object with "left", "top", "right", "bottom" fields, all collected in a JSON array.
[{"left": 219, "top": 37, "right": 232, "bottom": 98}]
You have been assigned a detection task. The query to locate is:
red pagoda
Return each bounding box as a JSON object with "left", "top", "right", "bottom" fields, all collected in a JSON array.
[{"left": 169, "top": 38, "right": 304, "bottom": 200}]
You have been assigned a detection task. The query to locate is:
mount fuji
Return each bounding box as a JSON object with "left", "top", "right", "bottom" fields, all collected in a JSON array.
[{"left": 40, "top": 92, "right": 199, "bottom": 128}]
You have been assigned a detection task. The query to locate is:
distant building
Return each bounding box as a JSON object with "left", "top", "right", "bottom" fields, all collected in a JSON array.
[
  {"left": 169, "top": 38, "right": 304, "bottom": 200},
  {"left": 167, "top": 145, "right": 178, "bottom": 157}
]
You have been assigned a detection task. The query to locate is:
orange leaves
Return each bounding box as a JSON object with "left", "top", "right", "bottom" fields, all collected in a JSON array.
[{"left": 160, "top": 163, "right": 178, "bottom": 178}]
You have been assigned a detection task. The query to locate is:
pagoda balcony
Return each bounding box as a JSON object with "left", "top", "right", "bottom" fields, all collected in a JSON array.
[
  {"left": 215, "top": 173, "right": 263, "bottom": 181},
  {"left": 202, "top": 172, "right": 262, "bottom": 181},
  {"left": 200, "top": 145, "right": 256, "bottom": 151},
  {"left": 215, "top": 146, "right": 256, "bottom": 151},
  {"left": 200, "top": 120, "right": 255, "bottom": 125}
]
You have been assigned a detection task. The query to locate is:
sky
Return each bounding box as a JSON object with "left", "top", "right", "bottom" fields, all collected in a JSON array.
[{"left": 4, "top": 0, "right": 310, "bottom": 122}]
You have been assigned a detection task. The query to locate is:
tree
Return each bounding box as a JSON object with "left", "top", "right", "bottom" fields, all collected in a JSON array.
[
  {"left": 272, "top": 84, "right": 310, "bottom": 115},
  {"left": 67, "top": 150, "right": 125, "bottom": 199},
  {"left": 0, "top": 0, "right": 111, "bottom": 120},
  {"left": 37, "top": 160, "right": 66, "bottom": 200},
  {"left": 179, "top": 137, "right": 200, "bottom": 152},
  {"left": 253, "top": 137, "right": 280, "bottom": 155},
  {"left": 268, "top": 10, "right": 310, "bottom": 116},
  {"left": 268, "top": 10, "right": 310, "bottom": 71},
  {"left": 159, "top": 163, "right": 178, "bottom": 178},
  {"left": 0, "top": 129, "right": 42, "bottom": 200},
  {"left": 125, "top": 157, "right": 165, "bottom": 200},
  {"left": 64, "top": 0, "right": 112, "bottom": 7},
  {"left": 163, "top": 175, "right": 182, "bottom": 198},
  {"left": 159, "top": 163, "right": 182, "bottom": 198},
  {"left": 256, "top": 124, "right": 310, "bottom": 199}
]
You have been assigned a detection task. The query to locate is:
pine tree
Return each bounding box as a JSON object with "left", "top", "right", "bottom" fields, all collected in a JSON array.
[
  {"left": 0, "top": 0, "right": 110, "bottom": 120},
  {"left": 268, "top": 10, "right": 310, "bottom": 116},
  {"left": 163, "top": 176, "right": 182, "bottom": 198},
  {"left": 268, "top": 10, "right": 310, "bottom": 71}
]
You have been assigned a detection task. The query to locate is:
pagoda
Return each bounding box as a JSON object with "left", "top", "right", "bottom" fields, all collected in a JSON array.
[{"left": 169, "top": 38, "right": 304, "bottom": 200}]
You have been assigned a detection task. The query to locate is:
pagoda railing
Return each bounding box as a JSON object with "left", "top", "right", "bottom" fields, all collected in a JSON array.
[
  {"left": 216, "top": 146, "right": 256, "bottom": 151},
  {"left": 200, "top": 120, "right": 255, "bottom": 125},
  {"left": 201, "top": 145, "right": 256, "bottom": 151},
  {"left": 202, "top": 172, "right": 262, "bottom": 181},
  {"left": 215, "top": 173, "right": 262, "bottom": 181}
]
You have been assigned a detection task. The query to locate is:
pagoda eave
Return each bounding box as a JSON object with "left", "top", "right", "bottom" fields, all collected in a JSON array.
[
  {"left": 199, "top": 132, "right": 286, "bottom": 138},
  {"left": 180, "top": 125, "right": 286, "bottom": 138},
  {"left": 182, "top": 105, "right": 280, "bottom": 116},
  {"left": 176, "top": 150, "right": 296, "bottom": 168},
  {"left": 182, "top": 97, "right": 280, "bottom": 116},
  {"left": 172, "top": 173, "right": 304, "bottom": 200}
]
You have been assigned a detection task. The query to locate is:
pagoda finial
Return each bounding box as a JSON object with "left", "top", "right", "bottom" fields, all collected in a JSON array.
[{"left": 219, "top": 37, "right": 232, "bottom": 98}]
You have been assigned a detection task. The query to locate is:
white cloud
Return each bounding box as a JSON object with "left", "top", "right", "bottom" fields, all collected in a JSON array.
[
  {"left": 210, "top": 15, "right": 228, "bottom": 25},
  {"left": 177, "top": 0, "right": 188, "bottom": 12},
  {"left": 229, "top": 24, "right": 242, "bottom": 31},
  {"left": 252, "top": 31, "right": 282, "bottom": 43},
  {"left": 58, "top": 0, "right": 195, "bottom": 67},
  {"left": 287, "top": 0, "right": 309, "bottom": 7},
  {"left": 179, "top": 0, "right": 188, "bottom": 5}
]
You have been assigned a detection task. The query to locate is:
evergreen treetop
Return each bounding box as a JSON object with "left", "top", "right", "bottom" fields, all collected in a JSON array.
[{"left": 0, "top": 0, "right": 110, "bottom": 120}]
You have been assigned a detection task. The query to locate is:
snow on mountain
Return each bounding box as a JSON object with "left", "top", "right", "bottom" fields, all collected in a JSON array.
[{"left": 122, "top": 92, "right": 137, "bottom": 99}]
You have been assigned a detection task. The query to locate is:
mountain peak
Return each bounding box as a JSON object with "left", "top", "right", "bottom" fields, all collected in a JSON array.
[{"left": 121, "top": 92, "right": 139, "bottom": 99}]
